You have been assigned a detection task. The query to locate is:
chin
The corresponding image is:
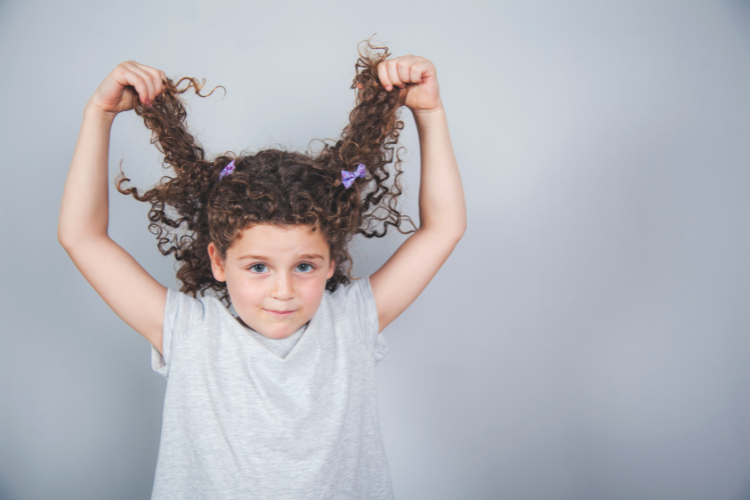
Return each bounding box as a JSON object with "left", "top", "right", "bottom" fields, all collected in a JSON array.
[{"left": 262, "top": 326, "right": 299, "bottom": 340}]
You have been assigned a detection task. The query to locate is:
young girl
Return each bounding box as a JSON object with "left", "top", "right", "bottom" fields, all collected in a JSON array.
[{"left": 58, "top": 44, "right": 465, "bottom": 499}]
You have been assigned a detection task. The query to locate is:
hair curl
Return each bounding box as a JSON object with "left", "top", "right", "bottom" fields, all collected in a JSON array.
[{"left": 117, "top": 41, "right": 414, "bottom": 305}]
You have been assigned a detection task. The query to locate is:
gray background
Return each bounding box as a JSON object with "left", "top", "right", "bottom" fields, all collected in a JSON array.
[{"left": 1, "top": 0, "right": 749, "bottom": 498}]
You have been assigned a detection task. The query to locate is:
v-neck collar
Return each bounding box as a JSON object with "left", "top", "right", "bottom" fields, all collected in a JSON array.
[
  {"left": 246, "top": 323, "right": 307, "bottom": 360},
  {"left": 228, "top": 309, "right": 319, "bottom": 363}
]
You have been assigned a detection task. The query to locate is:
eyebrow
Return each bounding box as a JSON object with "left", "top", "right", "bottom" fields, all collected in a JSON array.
[
  {"left": 299, "top": 254, "right": 325, "bottom": 260},
  {"left": 237, "top": 255, "right": 269, "bottom": 261},
  {"left": 237, "top": 254, "right": 325, "bottom": 261}
]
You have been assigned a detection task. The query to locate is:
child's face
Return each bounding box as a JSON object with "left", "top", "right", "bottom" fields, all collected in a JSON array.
[{"left": 208, "top": 224, "right": 335, "bottom": 339}]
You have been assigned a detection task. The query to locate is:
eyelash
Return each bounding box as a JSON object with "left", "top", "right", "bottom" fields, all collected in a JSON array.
[
  {"left": 296, "top": 263, "right": 314, "bottom": 273},
  {"left": 249, "top": 264, "right": 268, "bottom": 273},
  {"left": 247, "top": 263, "right": 316, "bottom": 273}
]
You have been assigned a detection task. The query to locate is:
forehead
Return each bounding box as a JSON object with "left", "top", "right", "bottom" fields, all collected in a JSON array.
[{"left": 228, "top": 224, "right": 329, "bottom": 259}]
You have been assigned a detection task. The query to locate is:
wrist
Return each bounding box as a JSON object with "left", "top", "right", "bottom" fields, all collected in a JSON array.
[
  {"left": 83, "top": 100, "right": 117, "bottom": 125},
  {"left": 410, "top": 101, "right": 446, "bottom": 126}
]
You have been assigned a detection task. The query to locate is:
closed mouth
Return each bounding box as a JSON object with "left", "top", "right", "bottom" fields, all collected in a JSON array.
[{"left": 263, "top": 309, "right": 296, "bottom": 318}]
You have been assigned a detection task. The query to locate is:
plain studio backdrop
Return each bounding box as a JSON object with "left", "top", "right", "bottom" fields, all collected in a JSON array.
[{"left": 1, "top": 1, "right": 749, "bottom": 499}]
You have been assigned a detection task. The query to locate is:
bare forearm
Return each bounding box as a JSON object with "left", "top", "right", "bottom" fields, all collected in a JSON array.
[
  {"left": 58, "top": 104, "right": 116, "bottom": 247},
  {"left": 369, "top": 54, "right": 465, "bottom": 330},
  {"left": 412, "top": 104, "right": 466, "bottom": 238}
]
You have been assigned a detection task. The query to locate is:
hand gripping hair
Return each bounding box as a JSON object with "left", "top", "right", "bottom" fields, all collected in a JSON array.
[{"left": 116, "top": 41, "right": 414, "bottom": 305}]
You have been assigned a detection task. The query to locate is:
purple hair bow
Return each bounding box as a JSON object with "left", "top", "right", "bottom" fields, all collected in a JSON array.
[
  {"left": 341, "top": 163, "right": 366, "bottom": 189},
  {"left": 219, "top": 160, "right": 235, "bottom": 180}
]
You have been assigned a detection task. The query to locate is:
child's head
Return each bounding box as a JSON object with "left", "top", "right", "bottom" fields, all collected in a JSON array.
[
  {"left": 208, "top": 223, "right": 333, "bottom": 339},
  {"left": 204, "top": 149, "right": 365, "bottom": 339},
  {"left": 117, "top": 42, "right": 412, "bottom": 334}
]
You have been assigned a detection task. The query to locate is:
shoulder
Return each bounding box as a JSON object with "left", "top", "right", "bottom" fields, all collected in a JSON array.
[
  {"left": 166, "top": 288, "right": 213, "bottom": 320},
  {"left": 164, "top": 288, "right": 233, "bottom": 337},
  {"left": 154, "top": 289, "right": 234, "bottom": 377},
  {"left": 327, "top": 277, "right": 375, "bottom": 313},
  {"left": 325, "top": 277, "right": 385, "bottom": 360}
]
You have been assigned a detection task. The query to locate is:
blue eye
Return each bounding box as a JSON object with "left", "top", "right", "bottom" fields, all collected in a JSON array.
[
  {"left": 296, "top": 263, "right": 314, "bottom": 273},
  {"left": 249, "top": 264, "right": 268, "bottom": 273}
]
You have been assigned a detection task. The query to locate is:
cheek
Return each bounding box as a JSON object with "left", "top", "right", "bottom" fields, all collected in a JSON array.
[
  {"left": 225, "top": 272, "right": 267, "bottom": 306},
  {"left": 296, "top": 278, "right": 328, "bottom": 308}
]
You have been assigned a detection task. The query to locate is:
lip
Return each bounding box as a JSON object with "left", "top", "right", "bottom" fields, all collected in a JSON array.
[{"left": 263, "top": 309, "right": 296, "bottom": 318}]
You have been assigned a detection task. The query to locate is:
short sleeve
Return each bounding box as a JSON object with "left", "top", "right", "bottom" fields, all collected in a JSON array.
[
  {"left": 343, "top": 277, "right": 388, "bottom": 362},
  {"left": 151, "top": 288, "right": 205, "bottom": 377}
]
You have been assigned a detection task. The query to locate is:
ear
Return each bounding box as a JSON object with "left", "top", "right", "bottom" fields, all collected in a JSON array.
[
  {"left": 326, "top": 259, "right": 335, "bottom": 280},
  {"left": 208, "top": 242, "right": 227, "bottom": 282}
]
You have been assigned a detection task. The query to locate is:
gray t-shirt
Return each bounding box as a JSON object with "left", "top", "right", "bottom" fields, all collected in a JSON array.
[
  {"left": 246, "top": 324, "right": 305, "bottom": 359},
  {"left": 150, "top": 278, "right": 393, "bottom": 500}
]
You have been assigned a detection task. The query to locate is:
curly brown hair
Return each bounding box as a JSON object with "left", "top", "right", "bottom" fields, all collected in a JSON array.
[{"left": 116, "top": 41, "right": 414, "bottom": 305}]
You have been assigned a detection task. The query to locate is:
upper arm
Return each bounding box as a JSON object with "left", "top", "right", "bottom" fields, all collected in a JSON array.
[
  {"left": 61, "top": 235, "right": 167, "bottom": 354},
  {"left": 369, "top": 227, "right": 463, "bottom": 332}
]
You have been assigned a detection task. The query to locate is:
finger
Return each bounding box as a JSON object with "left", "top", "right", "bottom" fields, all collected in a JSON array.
[
  {"left": 141, "top": 64, "right": 164, "bottom": 103},
  {"left": 158, "top": 70, "right": 168, "bottom": 97},
  {"left": 386, "top": 60, "right": 403, "bottom": 88},
  {"left": 396, "top": 59, "right": 412, "bottom": 86},
  {"left": 129, "top": 64, "right": 157, "bottom": 104},
  {"left": 143, "top": 66, "right": 166, "bottom": 100},
  {"left": 114, "top": 68, "right": 148, "bottom": 105},
  {"left": 377, "top": 61, "right": 392, "bottom": 91},
  {"left": 119, "top": 61, "right": 154, "bottom": 104},
  {"left": 133, "top": 63, "right": 164, "bottom": 104},
  {"left": 410, "top": 62, "right": 424, "bottom": 85},
  {"left": 130, "top": 61, "right": 165, "bottom": 104}
]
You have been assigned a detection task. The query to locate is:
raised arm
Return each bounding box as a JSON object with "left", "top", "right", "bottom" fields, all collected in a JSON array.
[
  {"left": 58, "top": 61, "right": 168, "bottom": 353},
  {"left": 369, "top": 55, "right": 466, "bottom": 332}
]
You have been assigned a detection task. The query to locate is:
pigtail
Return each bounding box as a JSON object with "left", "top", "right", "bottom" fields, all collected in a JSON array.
[
  {"left": 317, "top": 40, "right": 415, "bottom": 238},
  {"left": 116, "top": 78, "right": 227, "bottom": 299}
]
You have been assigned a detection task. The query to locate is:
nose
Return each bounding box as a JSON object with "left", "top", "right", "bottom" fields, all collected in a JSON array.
[{"left": 270, "top": 271, "right": 294, "bottom": 301}]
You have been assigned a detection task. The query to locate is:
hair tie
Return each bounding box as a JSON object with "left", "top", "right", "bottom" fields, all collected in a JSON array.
[
  {"left": 219, "top": 160, "right": 235, "bottom": 180},
  {"left": 341, "top": 163, "right": 366, "bottom": 189}
]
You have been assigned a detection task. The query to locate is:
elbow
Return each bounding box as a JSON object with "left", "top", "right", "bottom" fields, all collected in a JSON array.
[
  {"left": 57, "top": 224, "right": 72, "bottom": 251},
  {"left": 450, "top": 222, "right": 466, "bottom": 248},
  {"left": 57, "top": 223, "right": 87, "bottom": 253},
  {"left": 456, "top": 215, "right": 467, "bottom": 241},
  {"left": 421, "top": 220, "right": 465, "bottom": 248},
  {"left": 444, "top": 224, "right": 465, "bottom": 248},
  {"left": 419, "top": 213, "right": 466, "bottom": 246},
  {"left": 447, "top": 213, "right": 467, "bottom": 245},
  {"left": 58, "top": 216, "right": 107, "bottom": 252},
  {"left": 57, "top": 215, "right": 80, "bottom": 251}
]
